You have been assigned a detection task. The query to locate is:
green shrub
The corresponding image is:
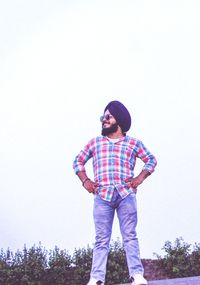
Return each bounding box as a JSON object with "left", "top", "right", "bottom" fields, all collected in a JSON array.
[
  {"left": 154, "top": 237, "right": 200, "bottom": 278},
  {"left": 1, "top": 237, "right": 200, "bottom": 284}
]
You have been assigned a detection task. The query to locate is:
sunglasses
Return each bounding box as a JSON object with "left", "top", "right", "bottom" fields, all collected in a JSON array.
[{"left": 100, "top": 114, "right": 113, "bottom": 122}]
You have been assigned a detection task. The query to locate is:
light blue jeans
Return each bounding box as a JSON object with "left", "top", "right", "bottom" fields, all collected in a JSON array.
[{"left": 90, "top": 190, "right": 144, "bottom": 282}]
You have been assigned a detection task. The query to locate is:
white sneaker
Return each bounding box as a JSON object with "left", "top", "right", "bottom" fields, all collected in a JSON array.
[
  {"left": 87, "top": 277, "right": 104, "bottom": 285},
  {"left": 131, "top": 273, "right": 148, "bottom": 285}
]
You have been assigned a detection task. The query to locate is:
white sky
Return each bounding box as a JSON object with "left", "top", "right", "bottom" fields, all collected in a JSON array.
[{"left": 0, "top": 0, "right": 200, "bottom": 258}]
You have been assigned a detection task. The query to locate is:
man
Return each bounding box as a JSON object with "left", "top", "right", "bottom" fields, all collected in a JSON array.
[{"left": 73, "top": 100, "right": 157, "bottom": 285}]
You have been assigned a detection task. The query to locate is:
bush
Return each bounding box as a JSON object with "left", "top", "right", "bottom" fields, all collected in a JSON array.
[
  {"left": 47, "top": 246, "right": 73, "bottom": 285},
  {"left": 106, "top": 238, "right": 129, "bottom": 285},
  {"left": 155, "top": 237, "right": 200, "bottom": 278},
  {"left": 190, "top": 242, "right": 200, "bottom": 276},
  {"left": 72, "top": 246, "right": 93, "bottom": 284},
  {"left": 1, "top": 237, "right": 200, "bottom": 284},
  {"left": 0, "top": 244, "right": 47, "bottom": 285}
]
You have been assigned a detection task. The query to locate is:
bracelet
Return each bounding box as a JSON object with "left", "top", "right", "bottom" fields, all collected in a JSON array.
[{"left": 82, "top": 178, "right": 90, "bottom": 186}]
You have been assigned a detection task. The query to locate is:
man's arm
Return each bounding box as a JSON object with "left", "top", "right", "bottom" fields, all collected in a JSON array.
[
  {"left": 125, "top": 139, "right": 157, "bottom": 190},
  {"left": 76, "top": 171, "right": 89, "bottom": 184},
  {"left": 136, "top": 140, "right": 157, "bottom": 174}
]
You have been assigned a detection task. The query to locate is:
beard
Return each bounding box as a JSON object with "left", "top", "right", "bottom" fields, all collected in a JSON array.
[{"left": 101, "top": 123, "right": 118, "bottom": 136}]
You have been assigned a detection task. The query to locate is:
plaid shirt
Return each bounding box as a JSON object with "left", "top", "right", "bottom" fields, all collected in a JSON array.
[{"left": 73, "top": 135, "right": 157, "bottom": 201}]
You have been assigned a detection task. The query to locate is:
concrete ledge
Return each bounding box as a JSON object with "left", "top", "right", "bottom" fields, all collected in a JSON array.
[{"left": 115, "top": 275, "right": 200, "bottom": 285}]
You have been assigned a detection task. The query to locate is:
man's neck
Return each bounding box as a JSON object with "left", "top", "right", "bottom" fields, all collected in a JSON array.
[{"left": 106, "top": 130, "right": 124, "bottom": 139}]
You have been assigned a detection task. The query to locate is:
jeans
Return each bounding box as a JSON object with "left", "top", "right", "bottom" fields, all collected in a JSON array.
[{"left": 90, "top": 190, "right": 144, "bottom": 282}]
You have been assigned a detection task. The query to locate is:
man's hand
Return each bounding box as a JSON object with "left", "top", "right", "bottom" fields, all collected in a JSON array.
[
  {"left": 125, "top": 176, "right": 143, "bottom": 189},
  {"left": 76, "top": 171, "right": 98, "bottom": 194},
  {"left": 83, "top": 179, "right": 99, "bottom": 194},
  {"left": 125, "top": 170, "right": 150, "bottom": 190}
]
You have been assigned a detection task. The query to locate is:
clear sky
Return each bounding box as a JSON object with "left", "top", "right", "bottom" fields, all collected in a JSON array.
[{"left": 0, "top": 0, "right": 200, "bottom": 258}]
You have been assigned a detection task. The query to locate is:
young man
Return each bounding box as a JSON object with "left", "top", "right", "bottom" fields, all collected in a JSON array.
[{"left": 73, "top": 101, "right": 157, "bottom": 285}]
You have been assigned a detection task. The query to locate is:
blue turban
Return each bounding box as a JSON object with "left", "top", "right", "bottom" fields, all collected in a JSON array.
[{"left": 104, "top": 100, "right": 131, "bottom": 133}]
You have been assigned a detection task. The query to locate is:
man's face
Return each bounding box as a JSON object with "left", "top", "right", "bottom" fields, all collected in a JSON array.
[{"left": 101, "top": 110, "right": 118, "bottom": 136}]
